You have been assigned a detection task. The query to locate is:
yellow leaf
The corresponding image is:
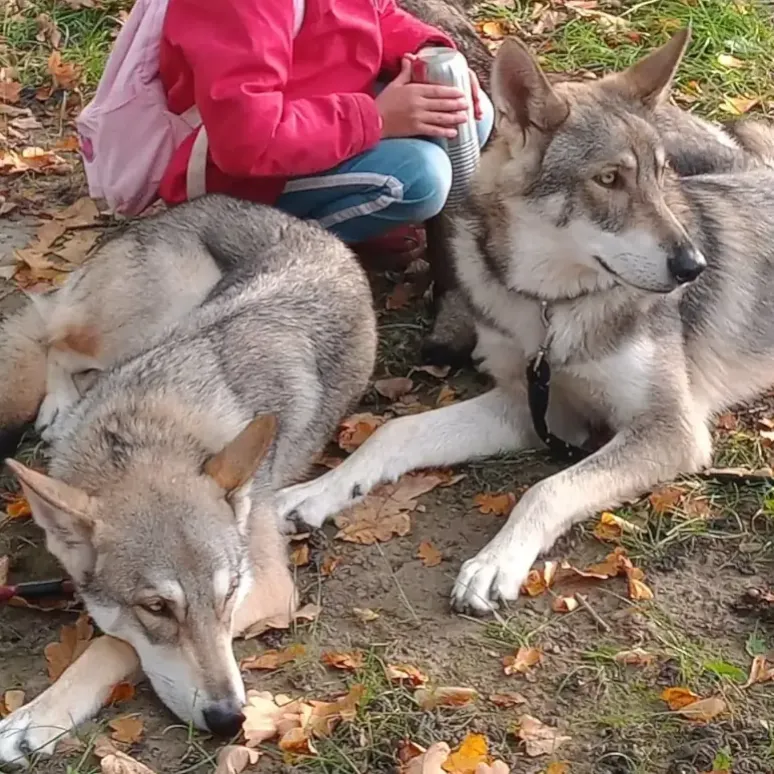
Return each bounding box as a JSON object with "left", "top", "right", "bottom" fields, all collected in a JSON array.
[
  {"left": 545, "top": 765, "right": 570, "bottom": 774},
  {"left": 415, "top": 686, "right": 478, "bottom": 710},
  {"left": 502, "top": 646, "right": 542, "bottom": 676},
  {"left": 661, "top": 686, "right": 700, "bottom": 710},
  {"left": 593, "top": 511, "right": 638, "bottom": 541},
  {"left": 5, "top": 494, "right": 31, "bottom": 519},
  {"left": 45, "top": 613, "right": 94, "bottom": 682},
  {"left": 481, "top": 21, "right": 506, "bottom": 39},
  {"left": 417, "top": 541, "right": 443, "bottom": 567},
  {"left": 108, "top": 715, "right": 144, "bottom": 744},
  {"left": 0, "top": 690, "right": 25, "bottom": 717},
  {"left": 240, "top": 642, "right": 305, "bottom": 671},
  {"left": 474, "top": 492, "right": 516, "bottom": 516},
  {"left": 321, "top": 650, "right": 365, "bottom": 671},
  {"left": 442, "top": 733, "right": 490, "bottom": 774},
  {"left": 517, "top": 714, "right": 572, "bottom": 757}
]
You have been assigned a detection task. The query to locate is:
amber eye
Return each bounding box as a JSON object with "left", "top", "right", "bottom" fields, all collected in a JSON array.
[
  {"left": 595, "top": 170, "right": 619, "bottom": 188},
  {"left": 140, "top": 599, "right": 169, "bottom": 616}
]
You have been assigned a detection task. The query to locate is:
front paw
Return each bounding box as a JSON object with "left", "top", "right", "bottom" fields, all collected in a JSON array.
[
  {"left": 451, "top": 533, "right": 541, "bottom": 615},
  {"left": 0, "top": 702, "right": 72, "bottom": 768},
  {"left": 275, "top": 473, "right": 358, "bottom": 533}
]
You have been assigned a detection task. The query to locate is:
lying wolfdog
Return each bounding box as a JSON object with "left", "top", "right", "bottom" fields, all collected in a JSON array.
[
  {"left": 0, "top": 195, "right": 376, "bottom": 766},
  {"left": 277, "top": 29, "right": 774, "bottom": 613}
]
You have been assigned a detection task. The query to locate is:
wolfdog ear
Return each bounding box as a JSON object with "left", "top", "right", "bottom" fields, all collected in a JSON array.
[
  {"left": 204, "top": 414, "right": 277, "bottom": 495},
  {"left": 5, "top": 459, "right": 96, "bottom": 583},
  {"left": 610, "top": 27, "right": 691, "bottom": 108},
  {"left": 491, "top": 37, "right": 569, "bottom": 133}
]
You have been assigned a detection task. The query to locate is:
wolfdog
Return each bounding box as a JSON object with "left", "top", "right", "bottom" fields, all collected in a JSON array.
[
  {"left": 277, "top": 28, "right": 774, "bottom": 614},
  {"left": 0, "top": 195, "right": 376, "bottom": 766}
]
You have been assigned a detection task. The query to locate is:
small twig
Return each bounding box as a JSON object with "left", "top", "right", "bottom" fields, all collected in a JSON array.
[
  {"left": 574, "top": 592, "right": 612, "bottom": 633},
  {"left": 374, "top": 542, "right": 421, "bottom": 626}
]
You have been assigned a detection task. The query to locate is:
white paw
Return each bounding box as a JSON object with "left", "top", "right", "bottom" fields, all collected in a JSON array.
[
  {"left": 275, "top": 472, "right": 354, "bottom": 532},
  {"left": 451, "top": 532, "right": 542, "bottom": 614},
  {"left": 0, "top": 703, "right": 72, "bottom": 768}
]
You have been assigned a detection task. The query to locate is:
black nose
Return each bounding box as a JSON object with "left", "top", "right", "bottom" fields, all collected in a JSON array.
[
  {"left": 203, "top": 704, "right": 245, "bottom": 737},
  {"left": 667, "top": 244, "right": 706, "bottom": 284}
]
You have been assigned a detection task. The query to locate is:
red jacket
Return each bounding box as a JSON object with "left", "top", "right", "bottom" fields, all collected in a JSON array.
[{"left": 158, "top": 0, "right": 454, "bottom": 206}]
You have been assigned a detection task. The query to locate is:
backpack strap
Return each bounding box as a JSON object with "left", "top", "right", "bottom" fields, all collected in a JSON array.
[{"left": 184, "top": 0, "right": 306, "bottom": 201}]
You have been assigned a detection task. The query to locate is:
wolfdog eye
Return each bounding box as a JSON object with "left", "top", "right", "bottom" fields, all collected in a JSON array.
[
  {"left": 140, "top": 599, "right": 169, "bottom": 616},
  {"left": 594, "top": 170, "right": 619, "bottom": 188}
]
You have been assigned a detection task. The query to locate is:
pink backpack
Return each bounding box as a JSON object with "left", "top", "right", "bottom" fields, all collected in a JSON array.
[{"left": 77, "top": 0, "right": 305, "bottom": 216}]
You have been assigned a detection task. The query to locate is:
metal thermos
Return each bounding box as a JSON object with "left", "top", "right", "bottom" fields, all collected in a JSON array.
[{"left": 412, "top": 47, "right": 480, "bottom": 209}]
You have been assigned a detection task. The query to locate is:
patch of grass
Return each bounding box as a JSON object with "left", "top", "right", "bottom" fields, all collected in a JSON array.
[
  {"left": 1, "top": 0, "right": 132, "bottom": 92},
  {"left": 476, "top": 0, "right": 774, "bottom": 119}
]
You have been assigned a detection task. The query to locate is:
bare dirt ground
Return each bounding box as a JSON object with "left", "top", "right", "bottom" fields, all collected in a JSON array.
[{"left": 2, "top": 2, "right": 774, "bottom": 774}]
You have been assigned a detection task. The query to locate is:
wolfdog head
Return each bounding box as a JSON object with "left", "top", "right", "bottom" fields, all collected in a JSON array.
[
  {"left": 485, "top": 28, "right": 706, "bottom": 296},
  {"left": 6, "top": 415, "right": 290, "bottom": 737}
]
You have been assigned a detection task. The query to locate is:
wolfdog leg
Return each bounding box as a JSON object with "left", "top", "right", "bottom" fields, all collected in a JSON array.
[
  {"left": 276, "top": 387, "right": 537, "bottom": 530},
  {"left": 0, "top": 636, "right": 139, "bottom": 767},
  {"left": 452, "top": 419, "right": 712, "bottom": 613}
]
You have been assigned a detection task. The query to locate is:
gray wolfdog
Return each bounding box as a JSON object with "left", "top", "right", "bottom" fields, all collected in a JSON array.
[
  {"left": 277, "top": 28, "right": 774, "bottom": 614},
  {"left": 0, "top": 195, "right": 376, "bottom": 766}
]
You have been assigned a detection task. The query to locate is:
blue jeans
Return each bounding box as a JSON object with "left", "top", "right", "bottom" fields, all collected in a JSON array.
[{"left": 275, "top": 90, "right": 494, "bottom": 243}]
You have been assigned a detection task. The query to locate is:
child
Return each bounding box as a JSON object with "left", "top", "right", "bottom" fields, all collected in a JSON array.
[{"left": 157, "top": 0, "right": 494, "bottom": 263}]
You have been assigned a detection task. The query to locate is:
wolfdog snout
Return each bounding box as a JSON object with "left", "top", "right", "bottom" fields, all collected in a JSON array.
[
  {"left": 203, "top": 698, "right": 245, "bottom": 737},
  {"left": 667, "top": 243, "right": 706, "bottom": 284}
]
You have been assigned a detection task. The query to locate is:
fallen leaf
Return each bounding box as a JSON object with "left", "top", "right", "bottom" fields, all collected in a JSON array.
[
  {"left": 614, "top": 648, "right": 654, "bottom": 667},
  {"left": 544, "top": 765, "right": 570, "bottom": 774},
  {"left": 398, "top": 739, "right": 426, "bottom": 768},
  {"left": 0, "top": 690, "right": 25, "bottom": 717},
  {"left": 552, "top": 596, "right": 579, "bottom": 613},
  {"left": 593, "top": 511, "right": 638, "bottom": 541},
  {"left": 352, "top": 607, "right": 379, "bottom": 623},
  {"left": 337, "top": 412, "right": 385, "bottom": 452},
  {"left": 334, "top": 471, "right": 449, "bottom": 544},
  {"left": 474, "top": 492, "right": 516, "bottom": 516},
  {"left": 661, "top": 686, "right": 700, "bottom": 710},
  {"left": 415, "top": 686, "right": 478, "bottom": 710},
  {"left": 53, "top": 230, "right": 100, "bottom": 265},
  {"left": 715, "top": 413, "right": 738, "bottom": 431},
  {"left": 0, "top": 80, "right": 22, "bottom": 104},
  {"left": 321, "top": 650, "right": 364, "bottom": 671},
  {"left": 94, "top": 736, "right": 157, "bottom": 774},
  {"left": 5, "top": 494, "right": 31, "bottom": 519},
  {"left": 626, "top": 566, "right": 654, "bottom": 601},
  {"left": 720, "top": 96, "right": 759, "bottom": 115},
  {"left": 717, "top": 53, "right": 744, "bottom": 68},
  {"left": 743, "top": 655, "right": 774, "bottom": 687},
  {"left": 214, "top": 745, "right": 261, "bottom": 774},
  {"left": 386, "top": 282, "right": 413, "bottom": 309},
  {"left": 521, "top": 562, "right": 558, "bottom": 597},
  {"left": 516, "top": 714, "right": 571, "bottom": 757},
  {"left": 47, "top": 51, "right": 82, "bottom": 90},
  {"left": 648, "top": 486, "right": 684, "bottom": 514},
  {"left": 241, "top": 643, "right": 306, "bottom": 671},
  {"left": 442, "top": 732, "right": 490, "bottom": 773},
  {"left": 290, "top": 543, "right": 310, "bottom": 567},
  {"left": 374, "top": 377, "right": 413, "bottom": 400},
  {"left": 45, "top": 613, "right": 94, "bottom": 681},
  {"left": 436, "top": 385, "right": 457, "bottom": 406},
  {"left": 36, "top": 13, "right": 62, "bottom": 48},
  {"left": 489, "top": 692, "right": 527, "bottom": 708},
  {"left": 53, "top": 135, "right": 81, "bottom": 152},
  {"left": 278, "top": 725, "right": 318, "bottom": 755},
  {"left": 386, "top": 663, "right": 429, "bottom": 686},
  {"left": 109, "top": 715, "right": 144, "bottom": 744},
  {"left": 480, "top": 20, "right": 506, "bottom": 39},
  {"left": 106, "top": 682, "right": 136, "bottom": 706},
  {"left": 502, "top": 647, "right": 542, "bottom": 677},
  {"left": 676, "top": 696, "right": 727, "bottom": 722},
  {"left": 242, "top": 691, "right": 284, "bottom": 746},
  {"left": 418, "top": 541, "right": 443, "bottom": 567}
]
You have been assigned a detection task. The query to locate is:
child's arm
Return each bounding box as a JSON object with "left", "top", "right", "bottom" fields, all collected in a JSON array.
[
  {"left": 376, "top": 0, "right": 456, "bottom": 74},
  {"left": 164, "top": 0, "right": 383, "bottom": 179}
]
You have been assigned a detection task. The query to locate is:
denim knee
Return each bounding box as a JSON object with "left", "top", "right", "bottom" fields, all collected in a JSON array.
[{"left": 397, "top": 139, "right": 452, "bottom": 223}]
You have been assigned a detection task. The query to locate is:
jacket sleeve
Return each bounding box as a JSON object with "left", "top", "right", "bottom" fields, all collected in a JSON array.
[
  {"left": 376, "top": 0, "right": 456, "bottom": 75},
  {"left": 164, "top": 0, "right": 383, "bottom": 179}
]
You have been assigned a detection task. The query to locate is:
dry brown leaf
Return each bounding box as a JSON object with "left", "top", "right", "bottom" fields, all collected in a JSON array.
[
  {"left": 53, "top": 135, "right": 81, "bottom": 153},
  {"left": 94, "top": 736, "right": 157, "bottom": 774},
  {"left": 551, "top": 595, "right": 579, "bottom": 613},
  {"left": 320, "top": 554, "right": 340, "bottom": 576},
  {"left": 45, "top": 613, "right": 94, "bottom": 682},
  {"left": 417, "top": 541, "right": 443, "bottom": 567},
  {"left": 337, "top": 412, "right": 385, "bottom": 452},
  {"left": 241, "top": 691, "right": 284, "bottom": 746},
  {"left": 593, "top": 511, "right": 638, "bottom": 542},
  {"left": 0, "top": 690, "right": 25, "bottom": 718},
  {"left": 55, "top": 197, "right": 100, "bottom": 227},
  {"left": 386, "top": 282, "right": 413, "bottom": 310},
  {"left": 626, "top": 566, "right": 654, "bottom": 601},
  {"left": 386, "top": 663, "right": 429, "bottom": 686},
  {"left": 521, "top": 562, "right": 558, "bottom": 597},
  {"left": 648, "top": 486, "right": 684, "bottom": 514},
  {"left": 489, "top": 692, "right": 527, "bottom": 708},
  {"left": 5, "top": 494, "right": 31, "bottom": 519},
  {"left": 374, "top": 377, "right": 413, "bottom": 400},
  {"left": 676, "top": 696, "right": 727, "bottom": 722},
  {"left": 715, "top": 412, "right": 738, "bottom": 431},
  {"left": 334, "top": 471, "right": 449, "bottom": 544},
  {"left": 502, "top": 647, "right": 542, "bottom": 677},
  {"left": 54, "top": 230, "right": 100, "bottom": 265},
  {"left": 352, "top": 607, "right": 379, "bottom": 623},
  {"left": 55, "top": 737, "right": 86, "bottom": 756},
  {"left": 0, "top": 80, "right": 22, "bottom": 104},
  {"left": 36, "top": 13, "right": 62, "bottom": 48},
  {"left": 321, "top": 650, "right": 364, "bottom": 671},
  {"left": 743, "top": 655, "right": 774, "bottom": 687},
  {"left": 106, "top": 682, "right": 136, "bottom": 706},
  {"left": 614, "top": 648, "right": 654, "bottom": 667},
  {"left": 109, "top": 715, "right": 144, "bottom": 744},
  {"left": 661, "top": 686, "right": 700, "bottom": 710},
  {"left": 474, "top": 492, "right": 516, "bottom": 516},
  {"left": 214, "top": 745, "right": 261, "bottom": 774},
  {"left": 442, "top": 732, "right": 490, "bottom": 773},
  {"left": 480, "top": 20, "right": 506, "bottom": 39},
  {"left": 544, "top": 765, "right": 570, "bottom": 774},
  {"left": 436, "top": 385, "right": 457, "bottom": 406},
  {"left": 290, "top": 543, "right": 310, "bottom": 567},
  {"left": 47, "top": 52, "right": 82, "bottom": 90},
  {"left": 516, "top": 714, "right": 571, "bottom": 757},
  {"left": 415, "top": 686, "right": 478, "bottom": 710},
  {"left": 240, "top": 642, "right": 305, "bottom": 671},
  {"left": 278, "top": 725, "right": 318, "bottom": 755},
  {"left": 720, "top": 95, "right": 759, "bottom": 115}
]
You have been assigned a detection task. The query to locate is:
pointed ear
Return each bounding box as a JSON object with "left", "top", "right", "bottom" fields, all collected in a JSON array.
[
  {"left": 204, "top": 414, "right": 277, "bottom": 494},
  {"left": 5, "top": 459, "right": 96, "bottom": 583},
  {"left": 610, "top": 27, "right": 691, "bottom": 108},
  {"left": 491, "top": 37, "right": 569, "bottom": 133}
]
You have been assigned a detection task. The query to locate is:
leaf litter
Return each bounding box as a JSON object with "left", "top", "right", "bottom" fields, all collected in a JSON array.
[{"left": 45, "top": 613, "right": 94, "bottom": 681}]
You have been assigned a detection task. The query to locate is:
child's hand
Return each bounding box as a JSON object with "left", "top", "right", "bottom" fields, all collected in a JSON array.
[{"left": 376, "top": 56, "right": 469, "bottom": 139}]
